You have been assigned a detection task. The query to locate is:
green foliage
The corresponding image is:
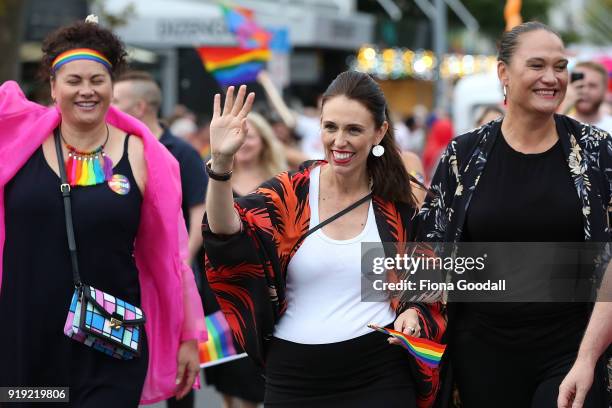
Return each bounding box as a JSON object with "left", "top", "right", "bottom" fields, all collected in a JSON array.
[
  {"left": 451, "top": 0, "right": 554, "bottom": 41},
  {"left": 582, "top": 0, "right": 612, "bottom": 45},
  {"left": 559, "top": 29, "right": 582, "bottom": 45}
]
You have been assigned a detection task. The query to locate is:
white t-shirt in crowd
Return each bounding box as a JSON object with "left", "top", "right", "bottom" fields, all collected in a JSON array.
[
  {"left": 594, "top": 115, "right": 612, "bottom": 134},
  {"left": 273, "top": 166, "right": 395, "bottom": 344},
  {"left": 295, "top": 114, "right": 324, "bottom": 160}
]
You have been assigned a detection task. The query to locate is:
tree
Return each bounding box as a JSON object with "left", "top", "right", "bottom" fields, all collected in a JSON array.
[
  {"left": 359, "top": 0, "right": 554, "bottom": 49},
  {"left": 0, "top": 0, "right": 26, "bottom": 83},
  {"left": 583, "top": 0, "right": 612, "bottom": 45},
  {"left": 451, "top": 0, "right": 553, "bottom": 40}
]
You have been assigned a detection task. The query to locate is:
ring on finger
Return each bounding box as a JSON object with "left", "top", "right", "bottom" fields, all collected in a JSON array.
[{"left": 407, "top": 327, "right": 415, "bottom": 334}]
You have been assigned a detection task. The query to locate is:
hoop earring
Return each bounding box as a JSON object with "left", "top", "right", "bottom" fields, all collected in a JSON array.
[{"left": 372, "top": 144, "right": 385, "bottom": 157}]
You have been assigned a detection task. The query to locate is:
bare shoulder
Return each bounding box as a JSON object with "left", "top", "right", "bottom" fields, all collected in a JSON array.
[
  {"left": 401, "top": 151, "right": 424, "bottom": 173},
  {"left": 127, "top": 133, "right": 145, "bottom": 157},
  {"left": 126, "top": 133, "right": 147, "bottom": 194}
]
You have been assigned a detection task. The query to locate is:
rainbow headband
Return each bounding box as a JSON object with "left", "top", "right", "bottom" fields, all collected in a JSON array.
[{"left": 51, "top": 48, "right": 112, "bottom": 73}]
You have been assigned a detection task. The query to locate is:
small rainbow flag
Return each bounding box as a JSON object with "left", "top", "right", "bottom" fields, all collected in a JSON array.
[
  {"left": 199, "top": 310, "right": 246, "bottom": 368},
  {"left": 368, "top": 324, "right": 446, "bottom": 368},
  {"left": 197, "top": 47, "right": 270, "bottom": 87}
]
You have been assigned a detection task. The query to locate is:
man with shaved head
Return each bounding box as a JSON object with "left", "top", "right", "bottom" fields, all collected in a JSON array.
[{"left": 113, "top": 73, "right": 207, "bottom": 408}]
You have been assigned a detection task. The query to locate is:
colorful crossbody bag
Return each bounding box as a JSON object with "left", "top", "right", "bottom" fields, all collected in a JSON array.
[{"left": 54, "top": 130, "right": 146, "bottom": 359}]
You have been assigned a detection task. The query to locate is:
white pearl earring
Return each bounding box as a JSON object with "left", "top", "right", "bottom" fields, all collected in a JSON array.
[{"left": 372, "top": 144, "right": 385, "bottom": 157}]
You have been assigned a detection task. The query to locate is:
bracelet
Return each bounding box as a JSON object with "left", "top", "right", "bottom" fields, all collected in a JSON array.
[{"left": 206, "top": 160, "right": 233, "bottom": 181}]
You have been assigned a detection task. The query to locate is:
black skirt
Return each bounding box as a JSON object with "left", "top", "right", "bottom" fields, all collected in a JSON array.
[{"left": 264, "top": 331, "right": 416, "bottom": 408}]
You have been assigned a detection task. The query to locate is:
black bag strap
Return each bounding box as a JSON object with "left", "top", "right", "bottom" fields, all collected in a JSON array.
[
  {"left": 302, "top": 192, "right": 372, "bottom": 240},
  {"left": 288, "top": 192, "right": 372, "bottom": 258},
  {"left": 54, "top": 128, "right": 82, "bottom": 288}
]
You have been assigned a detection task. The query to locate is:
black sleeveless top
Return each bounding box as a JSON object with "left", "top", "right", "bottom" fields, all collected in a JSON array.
[
  {"left": 0, "top": 135, "right": 148, "bottom": 402},
  {"left": 459, "top": 133, "right": 589, "bottom": 347}
]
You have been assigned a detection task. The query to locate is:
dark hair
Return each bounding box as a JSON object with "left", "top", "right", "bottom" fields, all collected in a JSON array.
[
  {"left": 40, "top": 20, "right": 128, "bottom": 81},
  {"left": 475, "top": 105, "right": 505, "bottom": 126},
  {"left": 322, "top": 70, "right": 416, "bottom": 206},
  {"left": 498, "top": 21, "right": 563, "bottom": 65}
]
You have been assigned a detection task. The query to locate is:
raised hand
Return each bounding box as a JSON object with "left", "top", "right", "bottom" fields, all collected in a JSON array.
[{"left": 209, "top": 85, "right": 255, "bottom": 166}]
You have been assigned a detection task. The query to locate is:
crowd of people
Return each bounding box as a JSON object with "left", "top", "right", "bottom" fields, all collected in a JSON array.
[{"left": 0, "top": 14, "right": 610, "bottom": 408}]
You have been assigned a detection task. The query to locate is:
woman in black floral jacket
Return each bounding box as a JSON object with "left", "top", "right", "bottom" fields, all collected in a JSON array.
[{"left": 419, "top": 22, "right": 610, "bottom": 408}]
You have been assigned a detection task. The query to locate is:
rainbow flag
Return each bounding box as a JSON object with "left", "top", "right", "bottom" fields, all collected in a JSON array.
[
  {"left": 199, "top": 310, "right": 246, "bottom": 368},
  {"left": 220, "top": 3, "right": 271, "bottom": 49},
  {"left": 368, "top": 324, "right": 446, "bottom": 368},
  {"left": 197, "top": 47, "right": 270, "bottom": 87}
]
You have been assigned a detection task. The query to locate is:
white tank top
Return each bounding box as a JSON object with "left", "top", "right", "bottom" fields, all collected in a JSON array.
[{"left": 273, "top": 166, "right": 396, "bottom": 344}]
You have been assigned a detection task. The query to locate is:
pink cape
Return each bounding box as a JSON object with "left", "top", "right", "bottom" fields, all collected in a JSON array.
[{"left": 0, "top": 81, "right": 206, "bottom": 404}]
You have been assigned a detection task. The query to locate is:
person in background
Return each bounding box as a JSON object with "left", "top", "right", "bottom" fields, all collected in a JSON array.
[
  {"left": 422, "top": 110, "right": 454, "bottom": 183},
  {"left": 563, "top": 61, "right": 612, "bottom": 133},
  {"left": 400, "top": 105, "right": 428, "bottom": 156},
  {"left": 401, "top": 151, "right": 427, "bottom": 206},
  {"left": 188, "top": 114, "right": 213, "bottom": 160},
  {"left": 113, "top": 71, "right": 207, "bottom": 269},
  {"left": 474, "top": 105, "right": 505, "bottom": 128},
  {"left": 419, "top": 21, "right": 610, "bottom": 408},
  {"left": 170, "top": 116, "right": 199, "bottom": 141},
  {"left": 167, "top": 104, "right": 197, "bottom": 128},
  {"left": 0, "top": 17, "right": 205, "bottom": 405},
  {"left": 112, "top": 70, "right": 208, "bottom": 408},
  {"left": 225, "top": 111, "right": 288, "bottom": 197},
  {"left": 202, "top": 111, "right": 287, "bottom": 408},
  {"left": 257, "top": 70, "right": 324, "bottom": 160},
  {"left": 261, "top": 110, "right": 308, "bottom": 170}
]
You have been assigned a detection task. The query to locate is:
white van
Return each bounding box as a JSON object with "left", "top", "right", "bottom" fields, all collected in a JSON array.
[{"left": 452, "top": 71, "right": 504, "bottom": 136}]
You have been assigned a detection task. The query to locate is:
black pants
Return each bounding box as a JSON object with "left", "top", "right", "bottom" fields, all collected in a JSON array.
[
  {"left": 265, "top": 331, "right": 416, "bottom": 408},
  {"left": 451, "top": 328, "right": 608, "bottom": 408}
]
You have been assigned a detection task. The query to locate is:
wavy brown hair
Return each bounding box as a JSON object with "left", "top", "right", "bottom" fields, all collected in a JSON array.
[{"left": 322, "top": 71, "right": 417, "bottom": 206}]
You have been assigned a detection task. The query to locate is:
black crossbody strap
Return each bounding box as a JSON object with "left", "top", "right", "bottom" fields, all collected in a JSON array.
[
  {"left": 302, "top": 192, "right": 372, "bottom": 241},
  {"left": 54, "top": 129, "right": 82, "bottom": 288}
]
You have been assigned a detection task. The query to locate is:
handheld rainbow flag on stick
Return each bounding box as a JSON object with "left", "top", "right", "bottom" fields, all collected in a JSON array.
[
  {"left": 368, "top": 324, "right": 446, "bottom": 368},
  {"left": 199, "top": 310, "right": 247, "bottom": 368}
]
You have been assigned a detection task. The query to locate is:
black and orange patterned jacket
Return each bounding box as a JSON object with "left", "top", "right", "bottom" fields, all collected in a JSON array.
[{"left": 203, "top": 161, "right": 447, "bottom": 408}]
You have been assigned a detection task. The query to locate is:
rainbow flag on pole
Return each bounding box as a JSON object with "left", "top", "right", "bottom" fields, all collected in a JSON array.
[
  {"left": 196, "top": 2, "right": 272, "bottom": 87},
  {"left": 197, "top": 47, "right": 270, "bottom": 88},
  {"left": 199, "top": 310, "right": 247, "bottom": 368},
  {"left": 368, "top": 324, "right": 446, "bottom": 368}
]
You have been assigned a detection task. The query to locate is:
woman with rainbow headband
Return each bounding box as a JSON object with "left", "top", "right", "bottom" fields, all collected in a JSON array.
[{"left": 0, "top": 17, "right": 206, "bottom": 405}]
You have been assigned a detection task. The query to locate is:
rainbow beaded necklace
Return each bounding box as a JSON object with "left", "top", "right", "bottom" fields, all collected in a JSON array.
[{"left": 61, "top": 125, "right": 113, "bottom": 187}]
